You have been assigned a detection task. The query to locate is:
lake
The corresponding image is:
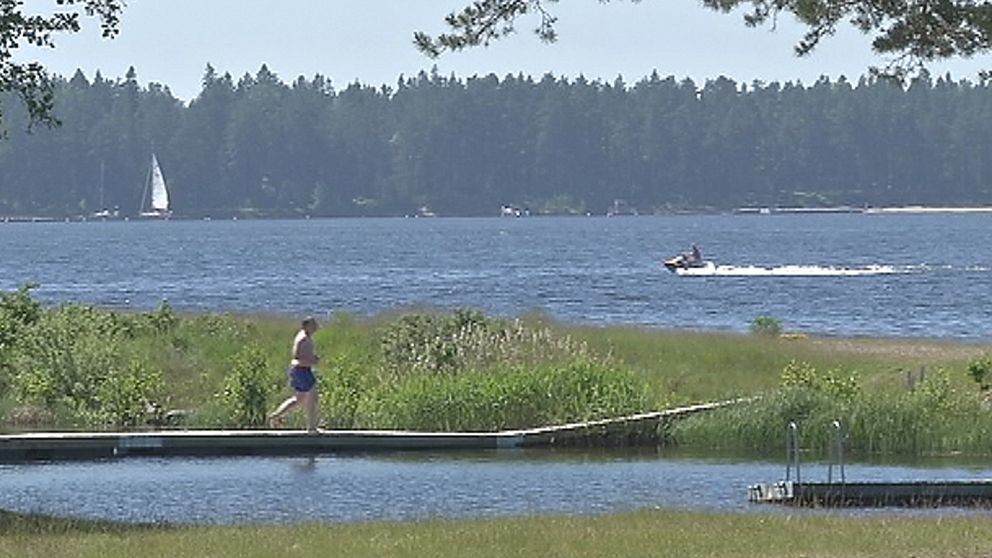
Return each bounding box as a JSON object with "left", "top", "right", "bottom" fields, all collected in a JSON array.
[
  {"left": 2, "top": 450, "right": 991, "bottom": 524},
  {"left": 3, "top": 214, "right": 992, "bottom": 525},
  {"left": 2, "top": 213, "right": 990, "bottom": 339}
]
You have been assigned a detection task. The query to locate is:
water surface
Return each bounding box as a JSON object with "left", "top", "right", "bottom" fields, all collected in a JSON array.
[
  {"left": 2, "top": 450, "right": 991, "bottom": 524},
  {"left": 2, "top": 214, "right": 991, "bottom": 339}
]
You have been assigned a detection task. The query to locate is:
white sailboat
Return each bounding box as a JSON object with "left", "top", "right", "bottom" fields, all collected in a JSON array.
[{"left": 139, "top": 153, "right": 171, "bottom": 218}]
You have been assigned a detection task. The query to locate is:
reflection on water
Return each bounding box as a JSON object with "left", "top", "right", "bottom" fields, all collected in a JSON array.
[{"left": 1, "top": 449, "right": 991, "bottom": 525}]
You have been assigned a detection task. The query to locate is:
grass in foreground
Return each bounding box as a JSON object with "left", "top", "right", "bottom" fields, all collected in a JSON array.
[{"left": 4, "top": 509, "right": 992, "bottom": 558}]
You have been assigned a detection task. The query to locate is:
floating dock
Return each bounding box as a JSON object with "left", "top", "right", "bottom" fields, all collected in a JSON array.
[
  {"left": 749, "top": 480, "right": 992, "bottom": 507},
  {"left": 0, "top": 400, "right": 742, "bottom": 462}
]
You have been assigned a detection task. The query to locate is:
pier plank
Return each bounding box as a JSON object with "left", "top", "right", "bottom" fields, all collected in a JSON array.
[{"left": 0, "top": 399, "right": 743, "bottom": 462}]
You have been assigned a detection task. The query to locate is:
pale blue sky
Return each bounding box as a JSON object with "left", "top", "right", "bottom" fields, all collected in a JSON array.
[{"left": 19, "top": 0, "right": 991, "bottom": 101}]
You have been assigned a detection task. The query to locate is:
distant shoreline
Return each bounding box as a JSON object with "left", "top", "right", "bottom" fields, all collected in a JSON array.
[
  {"left": 737, "top": 205, "right": 992, "bottom": 214},
  {"left": 5, "top": 206, "right": 992, "bottom": 222}
]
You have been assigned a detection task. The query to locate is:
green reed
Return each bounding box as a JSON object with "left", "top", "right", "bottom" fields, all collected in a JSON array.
[
  {"left": 3, "top": 283, "right": 990, "bottom": 446},
  {"left": 672, "top": 362, "right": 992, "bottom": 456}
]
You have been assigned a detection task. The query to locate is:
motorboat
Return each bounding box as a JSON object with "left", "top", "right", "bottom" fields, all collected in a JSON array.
[
  {"left": 662, "top": 244, "right": 715, "bottom": 275},
  {"left": 663, "top": 252, "right": 709, "bottom": 273}
]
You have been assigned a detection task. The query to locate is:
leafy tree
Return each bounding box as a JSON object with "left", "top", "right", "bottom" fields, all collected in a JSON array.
[
  {"left": 3, "top": 68, "right": 992, "bottom": 216},
  {"left": 415, "top": 0, "right": 992, "bottom": 79},
  {"left": 0, "top": 0, "right": 123, "bottom": 133}
]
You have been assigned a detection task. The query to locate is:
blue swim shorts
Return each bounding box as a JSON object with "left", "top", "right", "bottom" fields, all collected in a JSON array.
[{"left": 288, "top": 366, "right": 317, "bottom": 393}]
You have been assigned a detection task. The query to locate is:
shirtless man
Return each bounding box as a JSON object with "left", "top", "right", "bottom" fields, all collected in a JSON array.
[{"left": 268, "top": 317, "right": 320, "bottom": 432}]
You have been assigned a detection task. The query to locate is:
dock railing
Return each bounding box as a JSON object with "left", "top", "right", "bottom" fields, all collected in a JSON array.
[
  {"left": 827, "top": 419, "right": 846, "bottom": 484},
  {"left": 784, "top": 419, "right": 848, "bottom": 486},
  {"left": 784, "top": 421, "right": 801, "bottom": 485}
]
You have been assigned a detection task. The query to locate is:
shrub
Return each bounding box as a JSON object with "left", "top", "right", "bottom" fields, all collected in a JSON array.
[
  {"left": 967, "top": 356, "right": 992, "bottom": 391},
  {"left": 750, "top": 315, "right": 782, "bottom": 336},
  {"left": 8, "top": 304, "right": 165, "bottom": 427},
  {"left": 0, "top": 284, "right": 42, "bottom": 391},
  {"left": 379, "top": 309, "right": 602, "bottom": 377},
  {"left": 781, "top": 360, "right": 861, "bottom": 402},
  {"left": 95, "top": 360, "right": 164, "bottom": 427},
  {"left": 379, "top": 308, "right": 492, "bottom": 375},
  {"left": 318, "top": 351, "right": 374, "bottom": 429},
  {"left": 219, "top": 347, "right": 272, "bottom": 428}
]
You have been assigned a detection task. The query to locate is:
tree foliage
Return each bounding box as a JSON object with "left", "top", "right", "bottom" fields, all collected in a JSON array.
[
  {"left": 2, "top": 67, "right": 992, "bottom": 217},
  {"left": 416, "top": 0, "right": 992, "bottom": 79},
  {"left": 0, "top": 0, "right": 122, "bottom": 133}
]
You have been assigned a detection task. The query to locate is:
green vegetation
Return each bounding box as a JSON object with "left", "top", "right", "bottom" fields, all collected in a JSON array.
[
  {"left": 4, "top": 286, "right": 992, "bottom": 458},
  {"left": 749, "top": 315, "right": 782, "bottom": 336},
  {"left": 4, "top": 509, "right": 992, "bottom": 558},
  {"left": 672, "top": 359, "right": 992, "bottom": 455},
  {"left": 967, "top": 355, "right": 992, "bottom": 391},
  {"left": 420, "top": 1, "right": 992, "bottom": 83},
  {"left": 0, "top": 290, "right": 653, "bottom": 432},
  {"left": 4, "top": 68, "right": 992, "bottom": 218}
]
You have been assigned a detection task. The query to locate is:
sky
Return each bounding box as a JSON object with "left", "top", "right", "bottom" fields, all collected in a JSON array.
[{"left": 17, "top": 0, "right": 992, "bottom": 102}]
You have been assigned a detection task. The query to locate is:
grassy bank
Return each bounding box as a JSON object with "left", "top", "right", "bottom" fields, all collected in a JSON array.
[
  {"left": 4, "top": 510, "right": 992, "bottom": 558},
  {"left": 3, "top": 285, "right": 992, "bottom": 456}
]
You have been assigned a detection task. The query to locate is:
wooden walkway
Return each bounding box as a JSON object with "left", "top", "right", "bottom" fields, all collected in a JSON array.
[{"left": 0, "top": 399, "right": 744, "bottom": 462}]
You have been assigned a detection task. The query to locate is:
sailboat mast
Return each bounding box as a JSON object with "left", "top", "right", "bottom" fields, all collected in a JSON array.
[{"left": 98, "top": 160, "right": 105, "bottom": 210}]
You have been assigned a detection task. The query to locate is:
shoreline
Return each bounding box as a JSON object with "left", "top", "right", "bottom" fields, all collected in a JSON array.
[
  {"left": 6, "top": 205, "right": 992, "bottom": 222},
  {"left": 738, "top": 205, "right": 992, "bottom": 214}
]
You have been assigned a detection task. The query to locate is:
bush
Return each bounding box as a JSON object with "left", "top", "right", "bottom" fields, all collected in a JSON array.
[
  {"left": 379, "top": 308, "right": 492, "bottom": 375},
  {"left": 0, "top": 284, "right": 42, "bottom": 392},
  {"left": 95, "top": 360, "right": 164, "bottom": 427},
  {"left": 219, "top": 347, "right": 272, "bottom": 428},
  {"left": 750, "top": 315, "right": 782, "bottom": 336},
  {"left": 379, "top": 309, "right": 603, "bottom": 377},
  {"left": 318, "top": 351, "right": 374, "bottom": 429},
  {"left": 967, "top": 356, "right": 992, "bottom": 391},
  {"left": 8, "top": 304, "right": 165, "bottom": 427},
  {"left": 781, "top": 360, "right": 861, "bottom": 401}
]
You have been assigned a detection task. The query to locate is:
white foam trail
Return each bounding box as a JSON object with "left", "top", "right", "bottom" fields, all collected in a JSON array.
[{"left": 674, "top": 263, "right": 905, "bottom": 277}]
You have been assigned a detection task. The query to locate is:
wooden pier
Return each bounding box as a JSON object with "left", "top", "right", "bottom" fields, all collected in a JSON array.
[
  {"left": 750, "top": 480, "right": 992, "bottom": 507},
  {"left": 0, "top": 399, "right": 743, "bottom": 462}
]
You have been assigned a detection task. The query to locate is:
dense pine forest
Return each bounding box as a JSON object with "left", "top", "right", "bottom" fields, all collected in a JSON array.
[{"left": 1, "top": 65, "right": 990, "bottom": 218}]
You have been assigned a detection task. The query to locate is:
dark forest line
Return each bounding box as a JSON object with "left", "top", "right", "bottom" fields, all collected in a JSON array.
[{"left": 1, "top": 65, "right": 990, "bottom": 218}]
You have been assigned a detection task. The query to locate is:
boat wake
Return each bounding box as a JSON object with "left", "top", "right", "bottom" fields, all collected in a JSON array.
[{"left": 674, "top": 263, "right": 927, "bottom": 277}]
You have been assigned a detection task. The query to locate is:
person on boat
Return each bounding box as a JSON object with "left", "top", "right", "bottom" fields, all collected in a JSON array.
[
  {"left": 689, "top": 244, "right": 702, "bottom": 265},
  {"left": 268, "top": 317, "right": 321, "bottom": 433}
]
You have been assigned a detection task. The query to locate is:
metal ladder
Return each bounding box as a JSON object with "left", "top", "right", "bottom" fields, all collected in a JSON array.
[{"left": 785, "top": 420, "right": 845, "bottom": 485}]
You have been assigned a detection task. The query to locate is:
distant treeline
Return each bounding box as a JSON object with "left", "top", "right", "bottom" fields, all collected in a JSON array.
[{"left": 1, "top": 65, "right": 991, "bottom": 217}]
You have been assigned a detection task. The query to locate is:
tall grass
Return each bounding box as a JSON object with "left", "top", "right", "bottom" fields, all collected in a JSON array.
[
  {"left": 0, "top": 291, "right": 655, "bottom": 432},
  {"left": 672, "top": 361, "right": 992, "bottom": 456},
  {"left": 4, "top": 510, "right": 992, "bottom": 558},
  {"left": 4, "top": 285, "right": 992, "bottom": 453},
  {"left": 321, "top": 309, "right": 652, "bottom": 431},
  {"left": 566, "top": 324, "right": 986, "bottom": 402}
]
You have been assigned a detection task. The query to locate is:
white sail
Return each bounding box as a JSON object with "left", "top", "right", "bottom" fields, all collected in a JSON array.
[{"left": 149, "top": 154, "right": 170, "bottom": 212}]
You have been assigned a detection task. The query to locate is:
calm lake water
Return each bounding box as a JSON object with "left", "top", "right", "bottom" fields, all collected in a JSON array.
[
  {"left": 2, "top": 213, "right": 991, "bottom": 339},
  {"left": 2, "top": 450, "right": 991, "bottom": 524},
  {"left": 3, "top": 214, "right": 992, "bottom": 524}
]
